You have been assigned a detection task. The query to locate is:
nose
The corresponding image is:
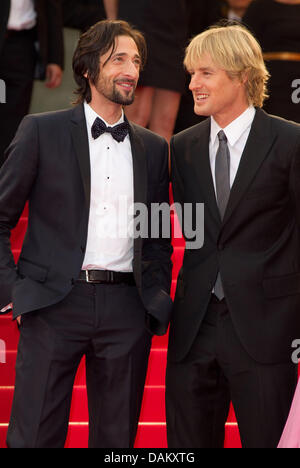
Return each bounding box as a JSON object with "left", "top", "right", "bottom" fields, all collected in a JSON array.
[
  {"left": 189, "top": 72, "right": 201, "bottom": 91},
  {"left": 124, "top": 59, "right": 139, "bottom": 81}
]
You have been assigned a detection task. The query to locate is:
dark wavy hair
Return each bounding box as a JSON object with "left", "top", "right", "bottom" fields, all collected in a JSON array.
[{"left": 72, "top": 20, "right": 147, "bottom": 104}]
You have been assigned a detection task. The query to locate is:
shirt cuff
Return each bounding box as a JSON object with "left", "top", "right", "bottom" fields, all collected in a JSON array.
[{"left": 1, "top": 303, "right": 13, "bottom": 313}]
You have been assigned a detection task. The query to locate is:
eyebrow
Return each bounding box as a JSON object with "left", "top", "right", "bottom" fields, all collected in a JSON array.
[
  {"left": 196, "top": 66, "right": 215, "bottom": 72},
  {"left": 111, "top": 52, "right": 141, "bottom": 61}
]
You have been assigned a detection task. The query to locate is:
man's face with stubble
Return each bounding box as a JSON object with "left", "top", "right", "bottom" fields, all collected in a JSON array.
[{"left": 95, "top": 35, "right": 142, "bottom": 106}]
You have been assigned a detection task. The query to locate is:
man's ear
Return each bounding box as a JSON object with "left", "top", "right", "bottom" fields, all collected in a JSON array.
[{"left": 241, "top": 69, "right": 249, "bottom": 86}]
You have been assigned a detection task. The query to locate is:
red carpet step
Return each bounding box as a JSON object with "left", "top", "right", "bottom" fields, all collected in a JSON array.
[
  {"left": 0, "top": 383, "right": 237, "bottom": 425},
  {"left": 0, "top": 422, "right": 241, "bottom": 449}
]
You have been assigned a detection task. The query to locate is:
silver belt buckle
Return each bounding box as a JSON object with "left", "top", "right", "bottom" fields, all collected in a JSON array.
[
  {"left": 109, "top": 271, "right": 114, "bottom": 283},
  {"left": 86, "top": 270, "right": 91, "bottom": 283}
]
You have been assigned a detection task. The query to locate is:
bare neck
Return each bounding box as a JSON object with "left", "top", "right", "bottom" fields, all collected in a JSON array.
[{"left": 88, "top": 92, "right": 123, "bottom": 125}]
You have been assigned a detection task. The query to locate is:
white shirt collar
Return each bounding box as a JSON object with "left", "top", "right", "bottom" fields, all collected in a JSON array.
[
  {"left": 84, "top": 101, "right": 125, "bottom": 133},
  {"left": 228, "top": 10, "right": 242, "bottom": 22},
  {"left": 210, "top": 106, "right": 256, "bottom": 147}
]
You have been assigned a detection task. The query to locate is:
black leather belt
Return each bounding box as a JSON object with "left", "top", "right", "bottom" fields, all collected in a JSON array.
[
  {"left": 5, "top": 28, "right": 36, "bottom": 40},
  {"left": 78, "top": 270, "right": 135, "bottom": 286}
]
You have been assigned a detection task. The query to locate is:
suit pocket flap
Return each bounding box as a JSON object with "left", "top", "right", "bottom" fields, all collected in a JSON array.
[
  {"left": 17, "top": 258, "right": 48, "bottom": 283},
  {"left": 263, "top": 273, "right": 300, "bottom": 299}
]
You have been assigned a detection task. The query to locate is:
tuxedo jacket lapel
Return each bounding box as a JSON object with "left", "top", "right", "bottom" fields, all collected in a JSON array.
[
  {"left": 222, "top": 108, "right": 277, "bottom": 229},
  {"left": 0, "top": 0, "right": 10, "bottom": 52},
  {"left": 70, "top": 104, "right": 91, "bottom": 211},
  {"left": 128, "top": 120, "right": 148, "bottom": 208},
  {"left": 128, "top": 121, "right": 148, "bottom": 288},
  {"left": 33, "top": 0, "right": 41, "bottom": 17},
  {"left": 2, "top": 0, "right": 10, "bottom": 21}
]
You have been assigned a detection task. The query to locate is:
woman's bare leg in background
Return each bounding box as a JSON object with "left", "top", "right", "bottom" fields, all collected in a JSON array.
[{"left": 149, "top": 89, "right": 181, "bottom": 143}]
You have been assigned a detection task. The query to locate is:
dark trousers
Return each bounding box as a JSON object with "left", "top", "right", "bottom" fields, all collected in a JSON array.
[
  {"left": 0, "top": 29, "right": 36, "bottom": 166},
  {"left": 7, "top": 281, "right": 152, "bottom": 448},
  {"left": 166, "top": 295, "right": 298, "bottom": 448}
]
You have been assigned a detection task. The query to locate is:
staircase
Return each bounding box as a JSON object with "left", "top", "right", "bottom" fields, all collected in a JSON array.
[{"left": 0, "top": 200, "right": 241, "bottom": 448}]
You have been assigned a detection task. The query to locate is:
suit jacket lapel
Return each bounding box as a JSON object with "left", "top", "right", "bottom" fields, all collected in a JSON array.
[
  {"left": 3, "top": 0, "right": 10, "bottom": 20},
  {"left": 34, "top": 0, "right": 41, "bottom": 17},
  {"left": 0, "top": 0, "right": 10, "bottom": 52},
  {"left": 70, "top": 104, "right": 91, "bottom": 211},
  {"left": 4, "top": 0, "right": 10, "bottom": 18},
  {"left": 192, "top": 119, "right": 221, "bottom": 226},
  {"left": 128, "top": 120, "right": 147, "bottom": 288},
  {"left": 128, "top": 120, "right": 147, "bottom": 208},
  {"left": 222, "top": 108, "right": 277, "bottom": 229}
]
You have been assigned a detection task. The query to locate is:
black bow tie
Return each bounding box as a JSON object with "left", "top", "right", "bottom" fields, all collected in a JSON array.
[{"left": 91, "top": 117, "right": 129, "bottom": 143}]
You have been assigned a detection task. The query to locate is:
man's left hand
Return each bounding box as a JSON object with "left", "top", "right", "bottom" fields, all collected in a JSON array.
[{"left": 45, "top": 64, "right": 63, "bottom": 89}]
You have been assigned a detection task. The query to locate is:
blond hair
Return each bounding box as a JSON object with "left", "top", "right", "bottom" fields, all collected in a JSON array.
[{"left": 184, "top": 23, "right": 270, "bottom": 108}]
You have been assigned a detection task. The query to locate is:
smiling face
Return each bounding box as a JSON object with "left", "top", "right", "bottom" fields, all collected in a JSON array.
[
  {"left": 188, "top": 52, "right": 249, "bottom": 127},
  {"left": 93, "top": 35, "right": 141, "bottom": 107}
]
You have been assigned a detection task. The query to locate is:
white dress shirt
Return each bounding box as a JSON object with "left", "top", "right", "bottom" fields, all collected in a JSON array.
[
  {"left": 209, "top": 106, "right": 256, "bottom": 192},
  {"left": 7, "top": 0, "right": 37, "bottom": 31},
  {"left": 82, "top": 102, "right": 134, "bottom": 273}
]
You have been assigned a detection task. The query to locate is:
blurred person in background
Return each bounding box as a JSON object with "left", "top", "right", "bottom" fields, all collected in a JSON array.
[
  {"left": 243, "top": 0, "right": 300, "bottom": 123},
  {"left": 118, "top": 0, "right": 189, "bottom": 143},
  {"left": 62, "top": 0, "right": 118, "bottom": 31},
  {"left": 0, "top": 0, "right": 64, "bottom": 167},
  {"left": 223, "top": 0, "right": 253, "bottom": 21},
  {"left": 175, "top": 0, "right": 224, "bottom": 133}
]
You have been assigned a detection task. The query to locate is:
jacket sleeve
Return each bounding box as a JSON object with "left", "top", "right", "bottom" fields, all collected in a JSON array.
[
  {"left": 289, "top": 132, "right": 300, "bottom": 236},
  {"left": 0, "top": 116, "right": 39, "bottom": 309},
  {"left": 42, "top": 0, "right": 64, "bottom": 68},
  {"left": 143, "top": 139, "right": 173, "bottom": 295},
  {"left": 142, "top": 139, "right": 174, "bottom": 336}
]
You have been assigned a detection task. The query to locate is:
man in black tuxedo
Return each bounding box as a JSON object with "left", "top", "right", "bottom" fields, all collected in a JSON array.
[
  {"left": 166, "top": 23, "right": 300, "bottom": 448},
  {"left": 0, "top": 20, "right": 172, "bottom": 448},
  {"left": 0, "top": 0, "right": 64, "bottom": 166}
]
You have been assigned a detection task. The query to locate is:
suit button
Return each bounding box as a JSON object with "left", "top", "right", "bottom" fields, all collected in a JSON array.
[
  {"left": 81, "top": 245, "right": 85, "bottom": 253},
  {"left": 218, "top": 244, "right": 224, "bottom": 251}
]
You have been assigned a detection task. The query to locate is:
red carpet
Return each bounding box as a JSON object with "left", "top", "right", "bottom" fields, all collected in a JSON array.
[{"left": 0, "top": 200, "right": 241, "bottom": 448}]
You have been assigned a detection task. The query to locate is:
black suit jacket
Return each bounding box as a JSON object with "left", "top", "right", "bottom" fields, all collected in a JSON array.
[
  {"left": 0, "top": 104, "right": 173, "bottom": 336},
  {"left": 169, "top": 108, "right": 300, "bottom": 363},
  {"left": 0, "top": 0, "right": 64, "bottom": 68}
]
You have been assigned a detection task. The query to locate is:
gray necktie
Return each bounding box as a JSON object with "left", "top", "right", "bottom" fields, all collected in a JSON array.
[{"left": 214, "top": 130, "right": 231, "bottom": 300}]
